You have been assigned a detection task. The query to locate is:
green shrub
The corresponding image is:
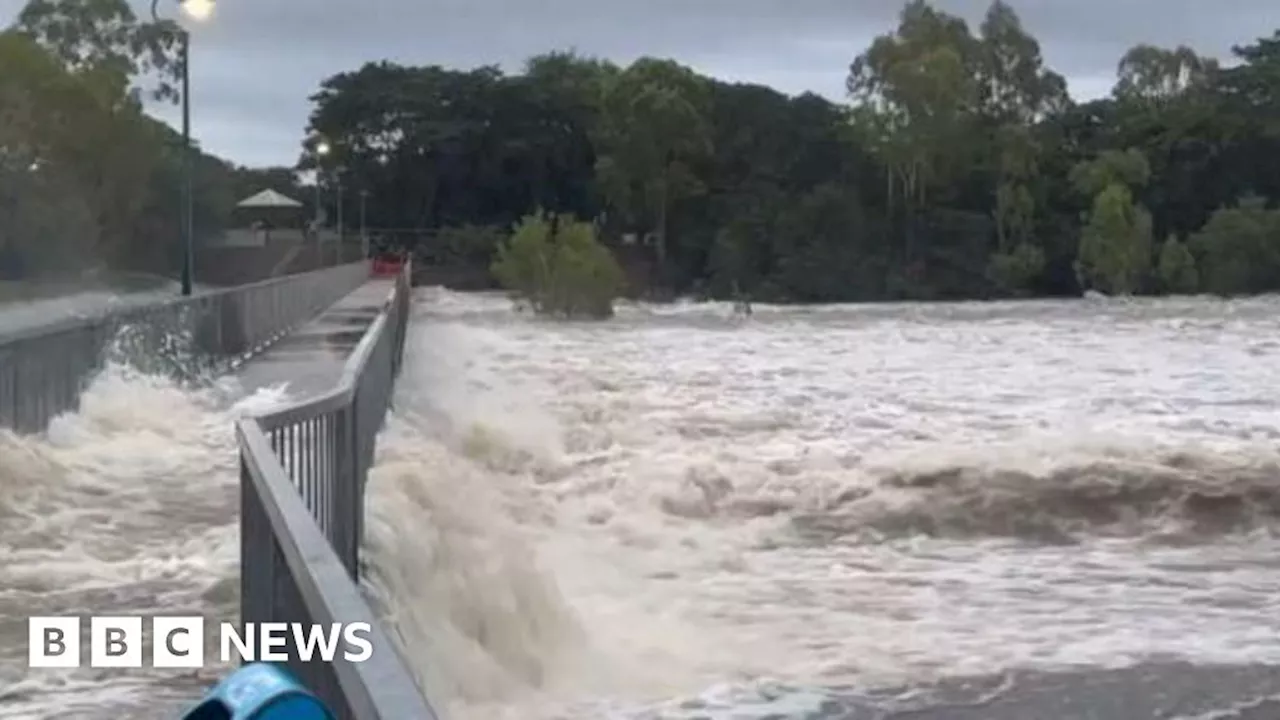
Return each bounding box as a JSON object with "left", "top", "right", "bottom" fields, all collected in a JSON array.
[
  {"left": 986, "top": 242, "right": 1045, "bottom": 295},
  {"left": 1189, "top": 197, "right": 1280, "bottom": 296},
  {"left": 1075, "top": 184, "right": 1152, "bottom": 295},
  {"left": 491, "top": 212, "right": 625, "bottom": 319},
  {"left": 1156, "top": 236, "right": 1198, "bottom": 294}
]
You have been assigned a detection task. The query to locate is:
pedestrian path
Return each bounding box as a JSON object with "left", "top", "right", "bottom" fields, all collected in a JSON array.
[{"left": 236, "top": 278, "right": 394, "bottom": 397}]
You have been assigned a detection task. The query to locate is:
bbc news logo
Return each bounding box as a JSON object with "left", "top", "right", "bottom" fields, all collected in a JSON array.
[{"left": 28, "top": 617, "right": 373, "bottom": 668}]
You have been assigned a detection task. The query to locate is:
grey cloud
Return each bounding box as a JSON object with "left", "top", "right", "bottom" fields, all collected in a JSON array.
[{"left": 130, "top": 0, "right": 1280, "bottom": 166}]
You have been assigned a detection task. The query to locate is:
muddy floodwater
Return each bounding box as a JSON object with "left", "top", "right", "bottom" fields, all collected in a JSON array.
[{"left": 364, "top": 291, "right": 1280, "bottom": 719}]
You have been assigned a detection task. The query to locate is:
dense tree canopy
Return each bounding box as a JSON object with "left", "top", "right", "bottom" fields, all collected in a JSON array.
[
  {"left": 1, "top": 0, "right": 295, "bottom": 280},
  {"left": 6, "top": 0, "right": 1280, "bottom": 302},
  {"left": 304, "top": 1, "right": 1280, "bottom": 300}
]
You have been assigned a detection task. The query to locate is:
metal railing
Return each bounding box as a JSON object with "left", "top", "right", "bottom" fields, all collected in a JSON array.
[
  {"left": 0, "top": 262, "right": 371, "bottom": 434},
  {"left": 236, "top": 262, "right": 436, "bottom": 719}
]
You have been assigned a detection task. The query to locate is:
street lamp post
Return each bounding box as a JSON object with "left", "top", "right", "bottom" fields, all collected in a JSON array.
[
  {"left": 335, "top": 172, "right": 344, "bottom": 265},
  {"left": 313, "top": 141, "right": 331, "bottom": 263},
  {"left": 359, "top": 190, "right": 370, "bottom": 259},
  {"left": 151, "top": 0, "right": 214, "bottom": 297},
  {"left": 314, "top": 141, "right": 330, "bottom": 226}
]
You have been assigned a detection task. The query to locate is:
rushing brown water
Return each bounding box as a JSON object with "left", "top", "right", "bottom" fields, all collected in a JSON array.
[
  {"left": 364, "top": 290, "right": 1280, "bottom": 720},
  {"left": 0, "top": 366, "right": 287, "bottom": 718},
  {"left": 5, "top": 289, "right": 1280, "bottom": 719}
]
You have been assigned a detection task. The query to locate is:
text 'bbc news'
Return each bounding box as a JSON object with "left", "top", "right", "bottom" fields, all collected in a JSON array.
[{"left": 28, "top": 617, "right": 373, "bottom": 668}]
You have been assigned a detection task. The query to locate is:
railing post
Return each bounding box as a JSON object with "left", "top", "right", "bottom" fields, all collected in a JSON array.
[
  {"left": 337, "top": 403, "right": 360, "bottom": 580},
  {"left": 240, "top": 451, "right": 271, "bottom": 630}
]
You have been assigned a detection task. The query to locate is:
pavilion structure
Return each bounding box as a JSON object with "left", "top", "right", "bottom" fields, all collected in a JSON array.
[{"left": 233, "top": 189, "right": 306, "bottom": 245}]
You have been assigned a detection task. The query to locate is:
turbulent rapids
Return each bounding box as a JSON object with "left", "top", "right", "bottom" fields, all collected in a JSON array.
[
  {"left": 4, "top": 290, "right": 1280, "bottom": 719},
  {"left": 0, "top": 365, "right": 288, "bottom": 717},
  {"left": 364, "top": 290, "right": 1280, "bottom": 720},
  {"left": 794, "top": 447, "right": 1280, "bottom": 544}
]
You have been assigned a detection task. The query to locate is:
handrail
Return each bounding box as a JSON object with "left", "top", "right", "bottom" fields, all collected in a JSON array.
[
  {"left": 236, "top": 262, "right": 437, "bottom": 719},
  {"left": 0, "top": 264, "right": 364, "bottom": 346},
  {"left": 256, "top": 276, "right": 396, "bottom": 434},
  {"left": 0, "top": 262, "right": 372, "bottom": 434},
  {"left": 237, "top": 422, "right": 434, "bottom": 719}
]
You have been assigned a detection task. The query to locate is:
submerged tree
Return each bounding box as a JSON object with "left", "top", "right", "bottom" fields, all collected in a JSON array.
[{"left": 491, "top": 211, "right": 625, "bottom": 319}]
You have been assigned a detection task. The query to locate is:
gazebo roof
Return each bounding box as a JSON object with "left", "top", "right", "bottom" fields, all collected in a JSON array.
[{"left": 236, "top": 188, "right": 303, "bottom": 208}]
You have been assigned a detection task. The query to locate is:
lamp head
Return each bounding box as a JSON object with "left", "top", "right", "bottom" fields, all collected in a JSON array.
[
  {"left": 181, "top": 0, "right": 215, "bottom": 22},
  {"left": 316, "top": 142, "right": 332, "bottom": 156}
]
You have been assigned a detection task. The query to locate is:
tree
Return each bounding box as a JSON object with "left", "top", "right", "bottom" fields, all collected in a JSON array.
[
  {"left": 770, "top": 183, "right": 889, "bottom": 301},
  {"left": 977, "top": 0, "right": 1068, "bottom": 124},
  {"left": 304, "top": 58, "right": 615, "bottom": 237},
  {"left": 1071, "top": 148, "right": 1155, "bottom": 295},
  {"left": 12, "top": 0, "right": 182, "bottom": 102},
  {"left": 848, "top": 0, "right": 981, "bottom": 216},
  {"left": 518, "top": 52, "right": 616, "bottom": 218},
  {"left": 975, "top": 1, "right": 1066, "bottom": 294},
  {"left": 987, "top": 241, "right": 1045, "bottom": 295},
  {"left": 1156, "top": 236, "right": 1198, "bottom": 293},
  {"left": 491, "top": 212, "right": 625, "bottom": 319},
  {"left": 991, "top": 126, "right": 1038, "bottom": 250},
  {"left": 2, "top": 4, "right": 237, "bottom": 278},
  {"left": 0, "top": 30, "right": 115, "bottom": 274},
  {"left": 594, "top": 58, "right": 712, "bottom": 274},
  {"left": 1069, "top": 148, "right": 1152, "bottom": 197},
  {"left": 1076, "top": 183, "right": 1153, "bottom": 294},
  {"left": 432, "top": 224, "right": 507, "bottom": 266},
  {"left": 1190, "top": 197, "right": 1280, "bottom": 295},
  {"left": 0, "top": 39, "right": 100, "bottom": 278},
  {"left": 285, "top": 7, "right": 1280, "bottom": 302},
  {"left": 706, "top": 185, "right": 783, "bottom": 299},
  {"left": 1114, "top": 44, "right": 1219, "bottom": 105},
  {"left": 1215, "top": 32, "right": 1280, "bottom": 204}
]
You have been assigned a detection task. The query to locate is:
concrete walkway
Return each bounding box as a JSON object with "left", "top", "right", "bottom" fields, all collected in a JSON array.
[{"left": 236, "top": 279, "right": 394, "bottom": 398}]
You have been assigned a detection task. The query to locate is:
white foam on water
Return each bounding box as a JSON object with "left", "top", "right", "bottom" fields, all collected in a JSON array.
[
  {"left": 364, "top": 288, "right": 1280, "bottom": 720},
  {"left": 0, "top": 363, "right": 291, "bottom": 718}
]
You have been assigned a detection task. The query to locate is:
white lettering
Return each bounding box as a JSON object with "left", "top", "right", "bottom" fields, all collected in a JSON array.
[
  {"left": 291, "top": 623, "right": 342, "bottom": 662},
  {"left": 152, "top": 617, "right": 206, "bottom": 669},
  {"left": 342, "top": 622, "right": 373, "bottom": 662},
  {"left": 220, "top": 622, "right": 255, "bottom": 663},
  {"left": 27, "top": 617, "right": 80, "bottom": 668},
  {"left": 259, "top": 622, "right": 289, "bottom": 662},
  {"left": 89, "top": 617, "right": 141, "bottom": 668},
  {"left": 29, "top": 617, "right": 373, "bottom": 668}
]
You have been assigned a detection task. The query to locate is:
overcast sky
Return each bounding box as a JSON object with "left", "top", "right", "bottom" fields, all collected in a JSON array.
[{"left": 7, "top": 0, "right": 1278, "bottom": 167}]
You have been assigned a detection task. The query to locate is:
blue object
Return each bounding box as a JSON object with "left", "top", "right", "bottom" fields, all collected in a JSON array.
[{"left": 181, "top": 662, "right": 335, "bottom": 720}]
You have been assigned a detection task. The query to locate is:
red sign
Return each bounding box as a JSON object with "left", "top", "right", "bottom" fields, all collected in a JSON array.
[{"left": 371, "top": 258, "right": 403, "bottom": 276}]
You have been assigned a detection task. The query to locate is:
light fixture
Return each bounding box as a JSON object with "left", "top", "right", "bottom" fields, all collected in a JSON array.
[{"left": 180, "top": 0, "right": 215, "bottom": 22}]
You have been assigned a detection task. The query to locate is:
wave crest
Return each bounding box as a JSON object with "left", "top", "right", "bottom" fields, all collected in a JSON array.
[{"left": 796, "top": 446, "right": 1280, "bottom": 543}]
